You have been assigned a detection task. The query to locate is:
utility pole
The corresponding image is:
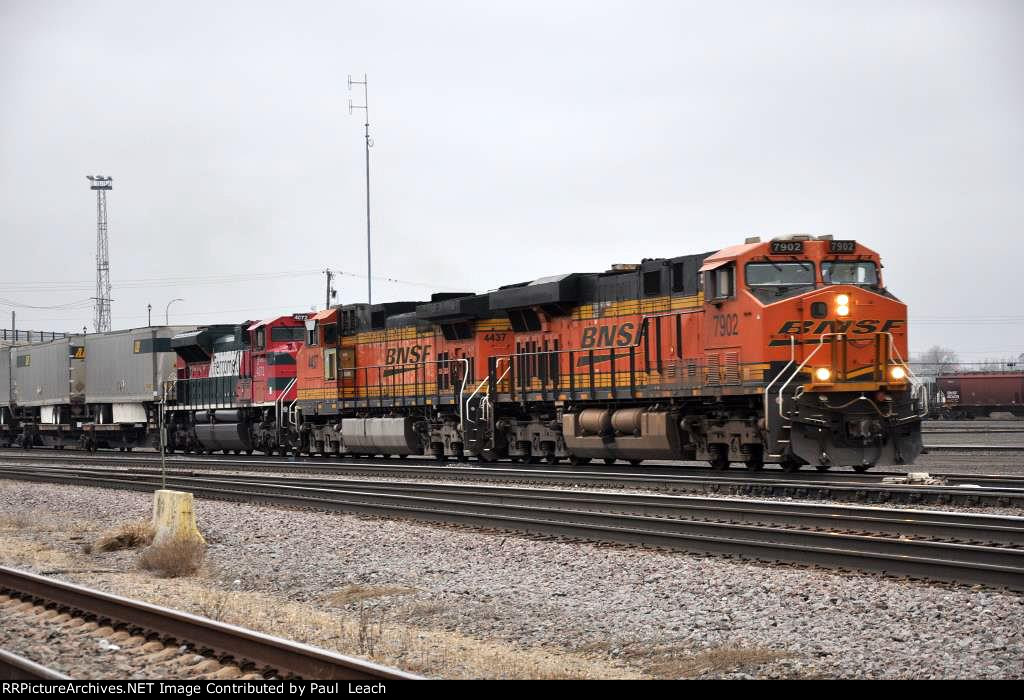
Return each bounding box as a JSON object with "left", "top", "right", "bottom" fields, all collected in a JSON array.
[
  {"left": 147, "top": 304, "right": 152, "bottom": 327},
  {"left": 348, "top": 73, "right": 373, "bottom": 305},
  {"left": 87, "top": 175, "right": 113, "bottom": 332},
  {"left": 324, "top": 268, "right": 337, "bottom": 309}
]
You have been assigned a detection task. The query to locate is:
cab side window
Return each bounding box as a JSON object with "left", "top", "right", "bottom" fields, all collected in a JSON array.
[{"left": 707, "top": 265, "right": 735, "bottom": 301}]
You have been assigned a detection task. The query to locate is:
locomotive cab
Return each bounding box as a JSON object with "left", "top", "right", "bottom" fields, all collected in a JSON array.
[{"left": 700, "top": 235, "right": 924, "bottom": 471}]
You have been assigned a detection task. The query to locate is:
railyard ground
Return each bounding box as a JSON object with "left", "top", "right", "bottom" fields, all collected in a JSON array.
[{"left": 0, "top": 479, "right": 1021, "bottom": 679}]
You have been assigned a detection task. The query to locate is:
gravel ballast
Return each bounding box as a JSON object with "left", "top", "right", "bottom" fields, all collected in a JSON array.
[{"left": 0, "top": 479, "right": 1021, "bottom": 679}]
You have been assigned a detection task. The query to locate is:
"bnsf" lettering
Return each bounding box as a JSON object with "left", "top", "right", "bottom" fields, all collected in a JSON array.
[
  {"left": 581, "top": 323, "right": 636, "bottom": 349},
  {"left": 777, "top": 319, "right": 905, "bottom": 335},
  {"left": 385, "top": 345, "right": 432, "bottom": 364}
]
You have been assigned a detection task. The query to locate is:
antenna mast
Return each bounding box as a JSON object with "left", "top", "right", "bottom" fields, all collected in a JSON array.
[
  {"left": 87, "top": 175, "right": 113, "bottom": 332},
  {"left": 348, "top": 73, "right": 373, "bottom": 305}
]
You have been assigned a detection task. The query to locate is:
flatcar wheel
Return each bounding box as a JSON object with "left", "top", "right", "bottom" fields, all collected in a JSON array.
[
  {"left": 780, "top": 459, "right": 802, "bottom": 473},
  {"left": 603, "top": 457, "right": 616, "bottom": 465},
  {"left": 628, "top": 459, "right": 643, "bottom": 466},
  {"left": 568, "top": 455, "right": 591, "bottom": 466},
  {"left": 852, "top": 464, "right": 872, "bottom": 473},
  {"left": 245, "top": 449, "right": 253, "bottom": 455},
  {"left": 815, "top": 464, "right": 831, "bottom": 472}
]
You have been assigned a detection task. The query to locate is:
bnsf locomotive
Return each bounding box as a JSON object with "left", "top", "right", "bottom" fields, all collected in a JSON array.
[{"left": 165, "top": 234, "right": 926, "bottom": 472}]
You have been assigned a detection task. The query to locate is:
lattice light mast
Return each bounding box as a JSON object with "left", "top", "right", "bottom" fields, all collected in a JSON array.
[{"left": 87, "top": 175, "right": 113, "bottom": 333}]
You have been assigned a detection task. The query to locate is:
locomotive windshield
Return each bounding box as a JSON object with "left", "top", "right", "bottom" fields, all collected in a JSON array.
[
  {"left": 822, "top": 261, "right": 878, "bottom": 286},
  {"left": 745, "top": 261, "right": 815, "bottom": 287},
  {"left": 271, "top": 326, "right": 305, "bottom": 343}
]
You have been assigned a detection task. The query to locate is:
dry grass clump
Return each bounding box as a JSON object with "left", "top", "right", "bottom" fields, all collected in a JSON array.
[
  {"left": 138, "top": 538, "right": 206, "bottom": 578},
  {"left": 92, "top": 521, "right": 155, "bottom": 553},
  {"left": 634, "top": 644, "right": 790, "bottom": 678},
  {"left": 0, "top": 513, "right": 36, "bottom": 530},
  {"left": 326, "top": 584, "right": 418, "bottom": 606}
]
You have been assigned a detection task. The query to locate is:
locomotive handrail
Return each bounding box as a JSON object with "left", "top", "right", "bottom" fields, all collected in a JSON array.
[
  {"left": 776, "top": 333, "right": 839, "bottom": 419},
  {"left": 336, "top": 357, "right": 471, "bottom": 413},
  {"left": 465, "top": 357, "right": 507, "bottom": 425},
  {"left": 883, "top": 332, "right": 929, "bottom": 419},
  {"left": 764, "top": 334, "right": 796, "bottom": 431},
  {"left": 275, "top": 377, "right": 297, "bottom": 431}
]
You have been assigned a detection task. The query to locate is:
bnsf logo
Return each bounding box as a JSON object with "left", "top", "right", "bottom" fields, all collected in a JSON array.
[
  {"left": 385, "top": 345, "right": 432, "bottom": 364},
  {"left": 581, "top": 323, "right": 636, "bottom": 349},
  {"left": 778, "top": 319, "right": 905, "bottom": 334}
]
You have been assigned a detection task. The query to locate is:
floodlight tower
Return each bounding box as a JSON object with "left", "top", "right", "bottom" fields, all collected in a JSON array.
[{"left": 87, "top": 175, "right": 113, "bottom": 333}]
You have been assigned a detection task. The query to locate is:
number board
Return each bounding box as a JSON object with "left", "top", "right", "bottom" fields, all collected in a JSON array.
[
  {"left": 828, "top": 240, "right": 857, "bottom": 254},
  {"left": 769, "top": 240, "right": 803, "bottom": 254}
]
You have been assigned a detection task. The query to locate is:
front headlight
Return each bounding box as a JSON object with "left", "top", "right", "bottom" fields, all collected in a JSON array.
[
  {"left": 890, "top": 366, "right": 906, "bottom": 380},
  {"left": 815, "top": 367, "right": 832, "bottom": 382},
  {"left": 836, "top": 294, "right": 850, "bottom": 306},
  {"left": 835, "top": 294, "right": 850, "bottom": 317}
]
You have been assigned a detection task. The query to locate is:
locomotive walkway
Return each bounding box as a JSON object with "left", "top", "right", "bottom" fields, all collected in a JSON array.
[{"left": 1, "top": 465, "right": 1023, "bottom": 592}]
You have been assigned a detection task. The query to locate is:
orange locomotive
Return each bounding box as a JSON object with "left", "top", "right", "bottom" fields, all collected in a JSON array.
[{"left": 288, "top": 234, "right": 925, "bottom": 471}]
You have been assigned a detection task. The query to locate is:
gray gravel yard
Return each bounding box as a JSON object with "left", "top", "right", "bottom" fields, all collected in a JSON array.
[{"left": 0, "top": 479, "right": 1021, "bottom": 679}]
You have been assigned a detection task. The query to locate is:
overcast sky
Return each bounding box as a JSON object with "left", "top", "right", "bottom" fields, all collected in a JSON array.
[{"left": 1, "top": 0, "right": 1021, "bottom": 361}]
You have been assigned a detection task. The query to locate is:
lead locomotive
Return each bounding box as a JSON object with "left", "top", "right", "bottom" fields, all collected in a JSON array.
[{"left": 166, "top": 235, "right": 925, "bottom": 472}]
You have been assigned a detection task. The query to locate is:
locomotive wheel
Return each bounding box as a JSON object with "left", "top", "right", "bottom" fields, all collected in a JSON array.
[
  {"left": 852, "top": 464, "right": 872, "bottom": 473},
  {"left": 628, "top": 459, "right": 643, "bottom": 466},
  {"left": 603, "top": 457, "right": 616, "bottom": 465},
  {"left": 780, "top": 459, "right": 802, "bottom": 473},
  {"left": 568, "top": 455, "right": 591, "bottom": 466},
  {"left": 745, "top": 459, "right": 764, "bottom": 472},
  {"left": 245, "top": 449, "right": 253, "bottom": 455},
  {"left": 527, "top": 454, "right": 542, "bottom": 465},
  {"left": 546, "top": 455, "right": 560, "bottom": 465},
  {"left": 815, "top": 464, "right": 831, "bottom": 472}
]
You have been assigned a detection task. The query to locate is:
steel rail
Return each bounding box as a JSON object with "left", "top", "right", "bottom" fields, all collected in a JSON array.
[
  {"left": 6, "top": 465, "right": 1023, "bottom": 546},
  {"left": 1, "top": 451, "right": 1023, "bottom": 507},
  {"left": 0, "top": 566, "right": 419, "bottom": 681},
  {"left": 0, "top": 648, "right": 71, "bottom": 680},
  {"left": 924, "top": 444, "right": 1024, "bottom": 452},
  {"left": 3, "top": 448, "right": 1024, "bottom": 488},
  {"left": 2, "top": 467, "right": 1022, "bottom": 591}
]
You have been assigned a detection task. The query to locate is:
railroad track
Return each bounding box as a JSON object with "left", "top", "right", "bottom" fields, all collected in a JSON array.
[
  {"left": 2, "top": 465, "right": 1023, "bottom": 591},
  {"left": 2, "top": 451, "right": 1023, "bottom": 507},
  {"left": 0, "top": 648, "right": 70, "bottom": 680},
  {"left": 0, "top": 566, "right": 418, "bottom": 680}
]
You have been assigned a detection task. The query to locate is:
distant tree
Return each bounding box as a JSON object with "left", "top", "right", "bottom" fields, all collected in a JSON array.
[{"left": 915, "top": 345, "right": 960, "bottom": 377}]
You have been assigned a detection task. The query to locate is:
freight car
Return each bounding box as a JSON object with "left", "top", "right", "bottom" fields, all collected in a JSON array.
[
  {"left": 0, "top": 326, "right": 192, "bottom": 450},
  {"left": 934, "top": 371, "right": 1024, "bottom": 419},
  {"left": 169, "top": 235, "right": 923, "bottom": 471}
]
